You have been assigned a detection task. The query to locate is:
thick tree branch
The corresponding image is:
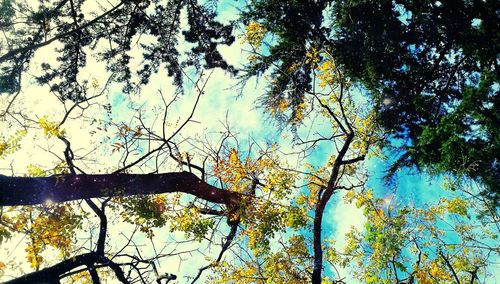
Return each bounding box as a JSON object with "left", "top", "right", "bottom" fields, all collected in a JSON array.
[
  {"left": 87, "top": 265, "right": 101, "bottom": 284},
  {"left": 4, "top": 252, "right": 130, "bottom": 284},
  {"left": 85, "top": 199, "right": 108, "bottom": 254},
  {"left": 340, "top": 155, "right": 365, "bottom": 165},
  {"left": 0, "top": 172, "right": 241, "bottom": 207},
  {"left": 103, "top": 257, "right": 129, "bottom": 284},
  {"left": 4, "top": 252, "right": 100, "bottom": 284}
]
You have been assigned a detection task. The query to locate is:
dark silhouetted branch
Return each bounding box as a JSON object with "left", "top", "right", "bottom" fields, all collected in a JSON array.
[{"left": 0, "top": 172, "right": 241, "bottom": 207}]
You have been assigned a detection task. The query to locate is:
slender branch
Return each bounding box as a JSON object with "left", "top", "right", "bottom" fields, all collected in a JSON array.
[
  {"left": 391, "top": 255, "right": 399, "bottom": 283},
  {"left": 439, "top": 251, "right": 461, "bottom": 284},
  {"left": 311, "top": 92, "right": 348, "bottom": 134},
  {"left": 190, "top": 221, "right": 239, "bottom": 283},
  {"left": 0, "top": 89, "right": 21, "bottom": 118}
]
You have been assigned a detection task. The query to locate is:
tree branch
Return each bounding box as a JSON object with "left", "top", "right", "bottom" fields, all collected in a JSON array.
[
  {"left": 0, "top": 172, "right": 241, "bottom": 207},
  {"left": 312, "top": 131, "right": 355, "bottom": 283},
  {"left": 439, "top": 251, "right": 461, "bottom": 284},
  {"left": 4, "top": 252, "right": 100, "bottom": 284},
  {"left": 190, "top": 220, "right": 239, "bottom": 283}
]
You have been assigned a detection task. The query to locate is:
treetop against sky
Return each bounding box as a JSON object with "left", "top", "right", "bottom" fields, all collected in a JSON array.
[{"left": 0, "top": 0, "right": 498, "bottom": 283}]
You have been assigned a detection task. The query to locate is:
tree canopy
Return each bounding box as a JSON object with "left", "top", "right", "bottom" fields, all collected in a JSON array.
[
  {"left": 0, "top": 0, "right": 499, "bottom": 283},
  {"left": 0, "top": 0, "right": 235, "bottom": 98},
  {"left": 239, "top": 0, "right": 499, "bottom": 204},
  {"left": 331, "top": 0, "right": 499, "bottom": 204}
]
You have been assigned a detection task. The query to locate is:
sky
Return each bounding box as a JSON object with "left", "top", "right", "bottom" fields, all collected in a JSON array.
[{"left": 0, "top": 0, "right": 498, "bottom": 283}]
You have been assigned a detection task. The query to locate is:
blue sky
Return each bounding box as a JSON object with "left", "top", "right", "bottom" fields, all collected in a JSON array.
[{"left": 102, "top": 1, "right": 499, "bottom": 282}]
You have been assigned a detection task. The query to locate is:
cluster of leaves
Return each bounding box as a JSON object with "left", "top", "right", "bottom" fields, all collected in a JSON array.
[
  {"left": 6, "top": 204, "right": 82, "bottom": 270},
  {"left": 26, "top": 163, "right": 68, "bottom": 177},
  {"left": 336, "top": 189, "right": 497, "bottom": 283},
  {"left": 212, "top": 234, "right": 312, "bottom": 284},
  {"left": 119, "top": 192, "right": 215, "bottom": 242},
  {"left": 182, "top": 0, "right": 236, "bottom": 74},
  {"left": 0, "top": 211, "right": 13, "bottom": 244},
  {"left": 119, "top": 194, "right": 169, "bottom": 238},
  {"left": 169, "top": 206, "right": 215, "bottom": 242},
  {"left": 111, "top": 123, "right": 144, "bottom": 154},
  {"left": 413, "top": 73, "right": 499, "bottom": 200},
  {"left": 0, "top": 129, "right": 26, "bottom": 159},
  {"left": 240, "top": 200, "right": 308, "bottom": 256},
  {"left": 38, "top": 116, "right": 65, "bottom": 138},
  {"left": 331, "top": 0, "right": 500, "bottom": 203},
  {"left": 242, "top": 21, "right": 266, "bottom": 50},
  {"left": 213, "top": 148, "right": 309, "bottom": 253},
  {"left": 239, "top": 0, "right": 328, "bottom": 125},
  {"left": 213, "top": 148, "right": 296, "bottom": 196}
]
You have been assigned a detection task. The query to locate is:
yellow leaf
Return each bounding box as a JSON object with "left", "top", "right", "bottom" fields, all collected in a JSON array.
[
  {"left": 39, "top": 116, "right": 65, "bottom": 138},
  {"left": 243, "top": 21, "right": 266, "bottom": 47}
]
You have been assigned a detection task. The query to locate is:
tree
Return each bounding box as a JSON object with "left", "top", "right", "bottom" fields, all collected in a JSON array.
[
  {"left": 339, "top": 186, "right": 499, "bottom": 284},
  {"left": 239, "top": 0, "right": 499, "bottom": 204},
  {"left": 331, "top": 0, "right": 500, "bottom": 205},
  {"left": 0, "top": 0, "right": 235, "bottom": 98},
  {"left": 1, "top": 1, "right": 498, "bottom": 283},
  {"left": 0, "top": 43, "right": 380, "bottom": 282}
]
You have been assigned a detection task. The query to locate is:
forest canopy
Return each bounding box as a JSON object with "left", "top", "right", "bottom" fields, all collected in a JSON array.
[
  {"left": 0, "top": 0, "right": 498, "bottom": 283},
  {"left": 240, "top": 0, "right": 499, "bottom": 203}
]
